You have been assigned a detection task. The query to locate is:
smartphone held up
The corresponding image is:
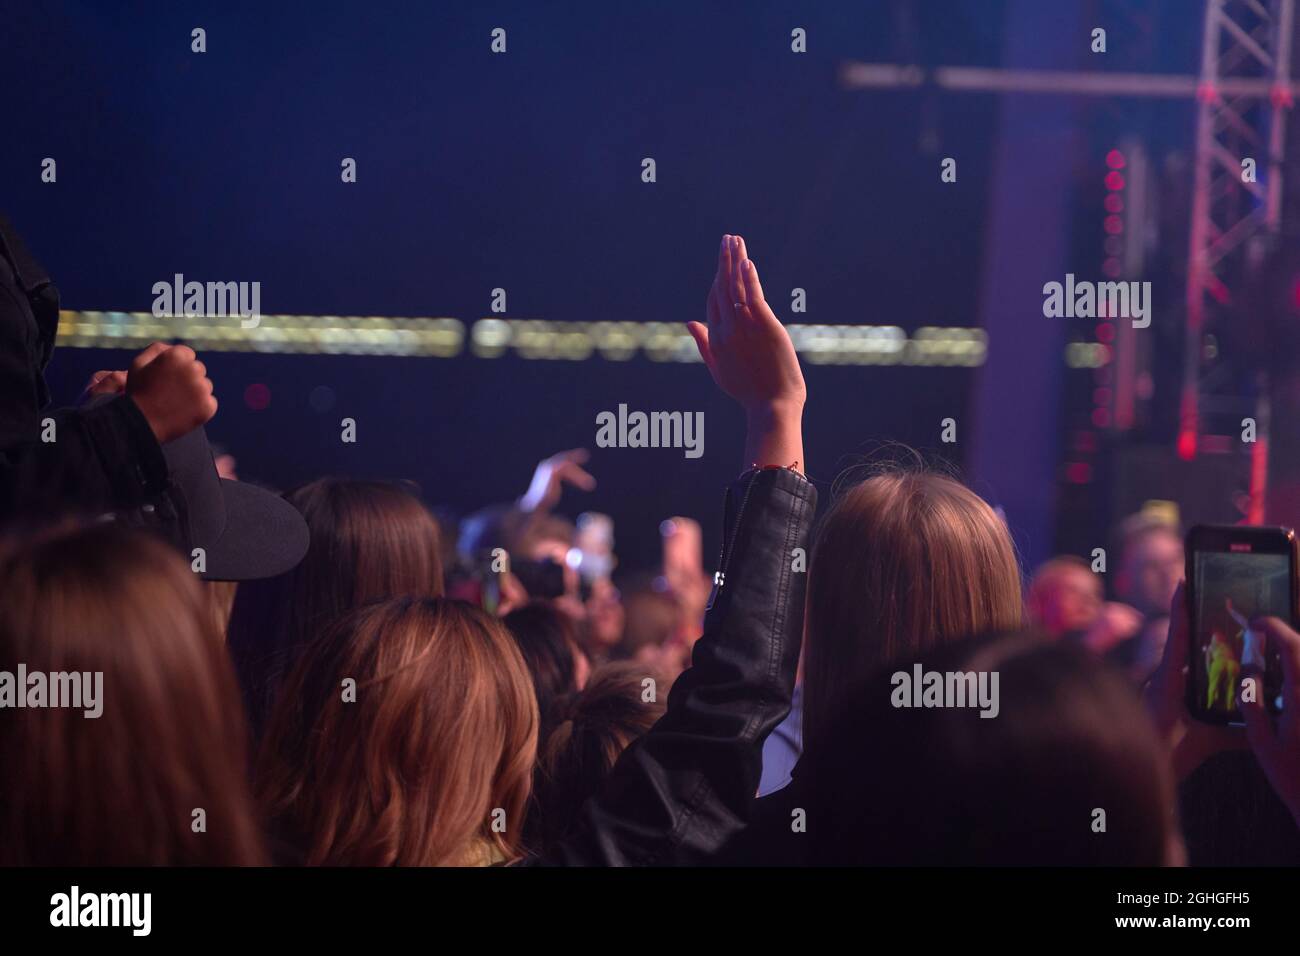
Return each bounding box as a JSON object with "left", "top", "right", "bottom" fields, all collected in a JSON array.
[{"left": 1185, "top": 524, "right": 1296, "bottom": 725}]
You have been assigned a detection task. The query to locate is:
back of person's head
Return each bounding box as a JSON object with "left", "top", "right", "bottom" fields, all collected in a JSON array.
[
  {"left": 528, "top": 661, "right": 666, "bottom": 851},
  {"left": 255, "top": 596, "right": 537, "bottom": 866},
  {"left": 804, "top": 466, "right": 1023, "bottom": 744},
  {"left": 617, "top": 580, "right": 688, "bottom": 674},
  {"left": 227, "top": 477, "right": 443, "bottom": 736},
  {"left": 800, "top": 632, "right": 1180, "bottom": 865},
  {"left": 0, "top": 523, "right": 265, "bottom": 865},
  {"left": 503, "top": 601, "right": 587, "bottom": 739}
]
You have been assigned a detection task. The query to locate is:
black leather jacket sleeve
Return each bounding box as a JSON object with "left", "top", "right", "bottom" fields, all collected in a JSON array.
[{"left": 534, "top": 465, "right": 816, "bottom": 865}]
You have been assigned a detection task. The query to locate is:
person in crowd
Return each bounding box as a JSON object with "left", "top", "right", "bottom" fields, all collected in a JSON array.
[
  {"left": 457, "top": 449, "right": 624, "bottom": 658},
  {"left": 527, "top": 233, "right": 815, "bottom": 864},
  {"left": 1026, "top": 556, "right": 1104, "bottom": 638},
  {"left": 0, "top": 213, "right": 308, "bottom": 588},
  {"left": 718, "top": 458, "right": 1024, "bottom": 862},
  {"left": 526, "top": 662, "right": 666, "bottom": 853},
  {"left": 0, "top": 215, "right": 218, "bottom": 524},
  {"left": 798, "top": 633, "right": 1185, "bottom": 865},
  {"left": 503, "top": 601, "right": 591, "bottom": 742},
  {"left": 256, "top": 597, "right": 538, "bottom": 866},
  {"left": 1026, "top": 555, "right": 1146, "bottom": 677},
  {"left": 1114, "top": 509, "right": 1184, "bottom": 679},
  {"left": 613, "top": 519, "right": 710, "bottom": 685},
  {"left": 227, "top": 477, "right": 443, "bottom": 738},
  {"left": 798, "top": 467, "right": 1023, "bottom": 750},
  {"left": 0, "top": 524, "right": 266, "bottom": 865},
  {"left": 616, "top": 580, "right": 693, "bottom": 684},
  {"left": 679, "top": 239, "right": 1021, "bottom": 859}
]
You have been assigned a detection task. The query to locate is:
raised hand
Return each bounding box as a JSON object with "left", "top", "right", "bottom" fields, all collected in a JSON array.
[
  {"left": 688, "top": 234, "right": 806, "bottom": 415},
  {"left": 125, "top": 342, "right": 217, "bottom": 444},
  {"left": 520, "top": 448, "right": 597, "bottom": 513},
  {"left": 687, "top": 235, "right": 806, "bottom": 472}
]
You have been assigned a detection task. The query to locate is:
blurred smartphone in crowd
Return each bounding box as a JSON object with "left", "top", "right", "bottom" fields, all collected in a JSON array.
[{"left": 1185, "top": 524, "right": 1295, "bottom": 725}]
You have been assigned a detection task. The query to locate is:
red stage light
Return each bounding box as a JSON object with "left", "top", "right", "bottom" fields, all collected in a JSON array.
[
  {"left": 1066, "top": 461, "right": 1094, "bottom": 483},
  {"left": 1105, "top": 150, "right": 1126, "bottom": 169},
  {"left": 1104, "top": 193, "right": 1124, "bottom": 213},
  {"left": 244, "top": 383, "right": 271, "bottom": 411},
  {"left": 1105, "top": 171, "right": 1126, "bottom": 191}
]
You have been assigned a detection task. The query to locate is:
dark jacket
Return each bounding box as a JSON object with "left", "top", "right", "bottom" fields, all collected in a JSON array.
[
  {"left": 0, "top": 214, "right": 170, "bottom": 524},
  {"left": 712, "top": 763, "right": 812, "bottom": 865},
  {"left": 534, "top": 464, "right": 816, "bottom": 865}
]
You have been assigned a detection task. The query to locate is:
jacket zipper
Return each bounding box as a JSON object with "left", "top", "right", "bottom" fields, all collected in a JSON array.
[{"left": 708, "top": 470, "right": 759, "bottom": 608}]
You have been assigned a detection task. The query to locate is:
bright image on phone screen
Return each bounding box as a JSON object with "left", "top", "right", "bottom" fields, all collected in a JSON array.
[{"left": 1192, "top": 551, "right": 1287, "bottom": 718}]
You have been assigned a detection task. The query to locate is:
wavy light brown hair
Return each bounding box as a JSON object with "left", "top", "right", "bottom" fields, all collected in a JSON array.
[
  {"left": 0, "top": 524, "right": 266, "bottom": 865},
  {"left": 227, "top": 478, "right": 444, "bottom": 737},
  {"left": 803, "top": 469, "right": 1024, "bottom": 746},
  {"left": 255, "top": 597, "right": 538, "bottom": 866}
]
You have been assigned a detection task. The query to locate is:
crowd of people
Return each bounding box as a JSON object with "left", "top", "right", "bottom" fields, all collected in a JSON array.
[{"left": 1, "top": 218, "right": 1299, "bottom": 866}]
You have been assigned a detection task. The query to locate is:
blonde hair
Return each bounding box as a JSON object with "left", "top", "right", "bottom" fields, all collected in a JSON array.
[
  {"left": 256, "top": 597, "right": 537, "bottom": 866},
  {"left": 804, "top": 469, "right": 1023, "bottom": 746}
]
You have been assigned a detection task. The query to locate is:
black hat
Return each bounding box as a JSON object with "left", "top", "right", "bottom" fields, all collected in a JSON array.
[{"left": 162, "top": 425, "right": 309, "bottom": 581}]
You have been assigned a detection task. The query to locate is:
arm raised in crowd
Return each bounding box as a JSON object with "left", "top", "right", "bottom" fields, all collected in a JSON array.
[{"left": 536, "top": 234, "right": 815, "bottom": 865}]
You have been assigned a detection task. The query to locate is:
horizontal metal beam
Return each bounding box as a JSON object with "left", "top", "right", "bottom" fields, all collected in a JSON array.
[{"left": 840, "top": 62, "right": 1300, "bottom": 99}]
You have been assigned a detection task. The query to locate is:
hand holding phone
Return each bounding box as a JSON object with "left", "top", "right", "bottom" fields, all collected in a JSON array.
[
  {"left": 1241, "top": 617, "right": 1300, "bottom": 825},
  {"left": 1145, "top": 582, "right": 1249, "bottom": 781}
]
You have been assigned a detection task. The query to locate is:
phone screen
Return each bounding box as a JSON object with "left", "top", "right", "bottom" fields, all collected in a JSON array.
[{"left": 1190, "top": 545, "right": 1289, "bottom": 720}]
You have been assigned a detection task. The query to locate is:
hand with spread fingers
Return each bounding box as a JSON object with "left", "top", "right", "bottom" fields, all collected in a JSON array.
[{"left": 520, "top": 448, "right": 597, "bottom": 514}]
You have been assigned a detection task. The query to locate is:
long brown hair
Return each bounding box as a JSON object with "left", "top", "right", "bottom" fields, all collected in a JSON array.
[
  {"left": 0, "top": 523, "right": 266, "bottom": 865},
  {"left": 804, "top": 468, "right": 1023, "bottom": 745},
  {"left": 227, "top": 478, "right": 444, "bottom": 736},
  {"left": 255, "top": 597, "right": 538, "bottom": 866}
]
